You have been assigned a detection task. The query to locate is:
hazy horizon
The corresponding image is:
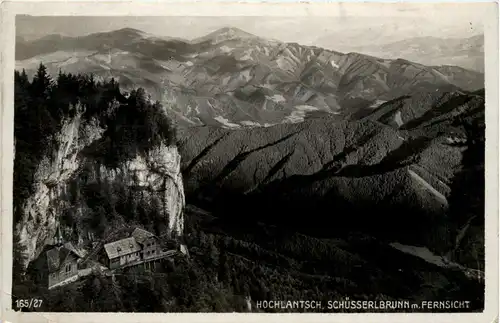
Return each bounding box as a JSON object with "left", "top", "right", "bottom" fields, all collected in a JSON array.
[{"left": 16, "top": 12, "right": 484, "bottom": 53}]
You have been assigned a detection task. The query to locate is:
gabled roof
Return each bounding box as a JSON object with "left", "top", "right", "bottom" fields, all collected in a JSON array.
[
  {"left": 63, "top": 242, "right": 84, "bottom": 258},
  {"left": 46, "top": 242, "right": 81, "bottom": 273},
  {"left": 104, "top": 237, "right": 141, "bottom": 259},
  {"left": 131, "top": 228, "right": 156, "bottom": 245}
]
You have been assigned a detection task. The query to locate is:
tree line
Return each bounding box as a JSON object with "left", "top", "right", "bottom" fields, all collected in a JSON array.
[
  {"left": 14, "top": 63, "right": 177, "bottom": 223},
  {"left": 12, "top": 64, "right": 178, "bottom": 301}
]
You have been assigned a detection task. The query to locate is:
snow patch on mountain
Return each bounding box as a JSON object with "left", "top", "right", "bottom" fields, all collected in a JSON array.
[
  {"left": 265, "top": 94, "right": 286, "bottom": 103},
  {"left": 240, "top": 120, "right": 261, "bottom": 127},
  {"left": 114, "top": 50, "right": 132, "bottom": 56},
  {"left": 222, "top": 76, "right": 231, "bottom": 86},
  {"left": 59, "top": 57, "right": 79, "bottom": 66},
  {"left": 220, "top": 46, "right": 232, "bottom": 53},
  {"left": 238, "top": 48, "right": 255, "bottom": 61},
  {"left": 240, "top": 54, "right": 253, "bottom": 61},
  {"left": 240, "top": 69, "right": 252, "bottom": 82},
  {"left": 240, "top": 120, "right": 276, "bottom": 127},
  {"left": 295, "top": 105, "right": 320, "bottom": 112},
  {"left": 369, "top": 100, "right": 388, "bottom": 109},
  {"left": 394, "top": 111, "right": 404, "bottom": 127},
  {"left": 214, "top": 116, "right": 241, "bottom": 129},
  {"left": 330, "top": 60, "right": 340, "bottom": 69},
  {"left": 285, "top": 105, "right": 320, "bottom": 123},
  {"left": 276, "top": 56, "right": 295, "bottom": 71}
]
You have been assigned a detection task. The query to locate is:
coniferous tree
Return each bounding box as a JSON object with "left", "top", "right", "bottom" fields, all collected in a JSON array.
[
  {"left": 448, "top": 116, "right": 485, "bottom": 270},
  {"left": 30, "top": 63, "right": 53, "bottom": 99},
  {"left": 218, "top": 248, "right": 231, "bottom": 285}
]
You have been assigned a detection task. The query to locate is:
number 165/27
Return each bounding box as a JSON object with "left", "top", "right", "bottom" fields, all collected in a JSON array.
[{"left": 15, "top": 299, "right": 43, "bottom": 309}]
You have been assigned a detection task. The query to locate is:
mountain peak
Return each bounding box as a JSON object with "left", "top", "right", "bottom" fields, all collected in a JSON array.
[
  {"left": 213, "top": 26, "right": 254, "bottom": 36},
  {"left": 192, "top": 26, "right": 257, "bottom": 44},
  {"left": 83, "top": 27, "right": 148, "bottom": 42},
  {"left": 114, "top": 27, "right": 145, "bottom": 35}
]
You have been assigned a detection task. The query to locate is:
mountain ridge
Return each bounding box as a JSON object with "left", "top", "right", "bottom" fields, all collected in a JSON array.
[
  {"left": 178, "top": 88, "right": 484, "bottom": 266},
  {"left": 16, "top": 27, "right": 484, "bottom": 128},
  {"left": 325, "top": 34, "right": 484, "bottom": 73},
  {"left": 190, "top": 27, "right": 262, "bottom": 44}
]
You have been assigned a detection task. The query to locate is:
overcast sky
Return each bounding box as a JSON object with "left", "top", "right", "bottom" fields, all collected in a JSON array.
[{"left": 16, "top": 3, "right": 486, "bottom": 50}]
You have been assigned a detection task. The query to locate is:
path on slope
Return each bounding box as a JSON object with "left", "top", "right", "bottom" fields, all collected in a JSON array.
[
  {"left": 408, "top": 167, "right": 448, "bottom": 207},
  {"left": 389, "top": 242, "right": 484, "bottom": 282}
]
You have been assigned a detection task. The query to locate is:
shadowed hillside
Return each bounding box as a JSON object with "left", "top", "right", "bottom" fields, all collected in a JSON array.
[{"left": 178, "top": 89, "right": 485, "bottom": 270}]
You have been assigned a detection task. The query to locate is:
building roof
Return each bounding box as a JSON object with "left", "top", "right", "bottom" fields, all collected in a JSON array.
[
  {"left": 131, "top": 228, "right": 156, "bottom": 245},
  {"left": 104, "top": 237, "right": 141, "bottom": 259},
  {"left": 46, "top": 242, "right": 81, "bottom": 273},
  {"left": 63, "top": 242, "right": 84, "bottom": 258}
]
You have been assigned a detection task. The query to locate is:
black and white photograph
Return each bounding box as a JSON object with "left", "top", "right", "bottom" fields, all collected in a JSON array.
[{"left": 2, "top": 1, "right": 497, "bottom": 319}]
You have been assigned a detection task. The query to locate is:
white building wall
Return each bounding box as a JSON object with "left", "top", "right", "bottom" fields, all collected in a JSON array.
[{"left": 142, "top": 238, "right": 159, "bottom": 260}]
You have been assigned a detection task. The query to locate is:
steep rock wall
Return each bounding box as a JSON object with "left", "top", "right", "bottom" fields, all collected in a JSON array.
[{"left": 16, "top": 112, "right": 185, "bottom": 265}]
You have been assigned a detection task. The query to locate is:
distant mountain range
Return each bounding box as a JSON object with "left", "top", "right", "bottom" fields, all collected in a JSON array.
[
  {"left": 317, "top": 35, "right": 484, "bottom": 73},
  {"left": 16, "top": 27, "right": 484, "bottom": 128}
]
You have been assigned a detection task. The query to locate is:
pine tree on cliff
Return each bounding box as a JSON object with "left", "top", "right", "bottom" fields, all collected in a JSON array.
[
  {"left": 153, "top": 100, "right": 177, "bottom": 146},
  {"left": 16, "top": 69, "right": 29, "bottom": 87},
  {"left": 30, "top": 63, "right": 53, "bottom": 100},
  {"left": 13, "top": 70, "right": 35, "bottom": 223},
  {"left": 14, "top": 70, "right": 30, "bottom": 132},
  {"left": 29, "top": 63, "right": 58, "bottom": 149}
]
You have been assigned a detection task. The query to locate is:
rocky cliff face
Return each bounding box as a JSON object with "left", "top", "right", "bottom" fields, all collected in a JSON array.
[{"left": 16, "top": 110, "right": 185, "bottom": 265}]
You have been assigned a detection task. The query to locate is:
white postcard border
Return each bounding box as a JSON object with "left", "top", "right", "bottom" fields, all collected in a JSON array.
[{"left": 0, "top": 2, "right": 498, "bottom": 323}]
